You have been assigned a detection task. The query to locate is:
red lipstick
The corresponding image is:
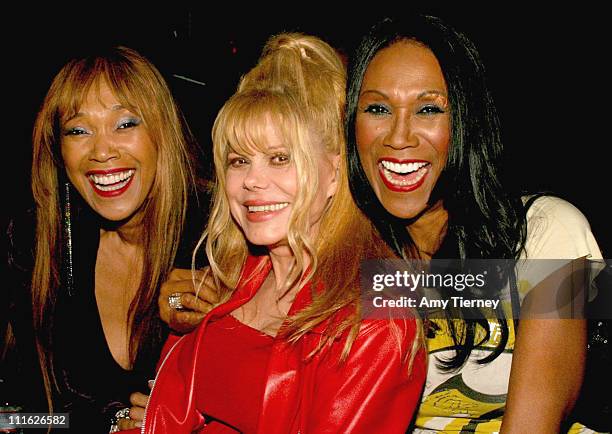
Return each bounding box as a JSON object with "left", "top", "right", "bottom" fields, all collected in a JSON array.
[
  {"left": 86, "top": 168, "right": 135, "bottom": 198},
  {"left": 377, "top": 158, "right": 429, "bottom": 193}
]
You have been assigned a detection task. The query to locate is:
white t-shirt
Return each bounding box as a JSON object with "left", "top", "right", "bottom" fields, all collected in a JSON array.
[{"left": 413, "top": 196, "right": 603, "bottom": 433}]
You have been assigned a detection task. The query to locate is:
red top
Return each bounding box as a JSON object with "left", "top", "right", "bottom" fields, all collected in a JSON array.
[
  {"left": 196, "top": 314, "right": 273, "bottom": 433},
  {"left": 142, "top": 255, "right": 426, "bottom": 434}
]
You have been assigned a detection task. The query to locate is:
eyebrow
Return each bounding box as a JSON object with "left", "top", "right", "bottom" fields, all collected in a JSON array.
[
  {"left": 265, "top": 145, "right": 288, "bottom": 152},
  {"left": 359, "top": 89, "right": 448, "bottom": 99},
  {"left": 66, "top": 104, "right": 128, "bottom": 122},
  {"left": 227, "top": 145, "right": 287, "bottom": 156}
]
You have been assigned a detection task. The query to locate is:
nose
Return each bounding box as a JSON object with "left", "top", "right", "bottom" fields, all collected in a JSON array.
[
  {"left": 385, "top": 111, "right": 419, "bottom": 150},
  {"left": 89, "top": 132, "right": 119, "bottom": 162},
  {"left": 242, "top": 164, "right": 269, "bottom": 191}
]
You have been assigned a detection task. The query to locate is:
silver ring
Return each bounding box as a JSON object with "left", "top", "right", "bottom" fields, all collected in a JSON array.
[
  {"left": 115, "top": 407, "right": 131, "bottom": 420},
  {"left": 168, "top": 292, "right": 184, "bottom": 310},
  {"left": 109, "top": 407, "right": 131, "bottom": 432}
]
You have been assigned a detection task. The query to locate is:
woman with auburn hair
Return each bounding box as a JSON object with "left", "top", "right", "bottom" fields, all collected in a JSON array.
[
  {"left": 3, "top": 46, "right": 207, "bottom": 433},
  {"left": 137, "top": 33, "right": 426, "bottom": 434}
]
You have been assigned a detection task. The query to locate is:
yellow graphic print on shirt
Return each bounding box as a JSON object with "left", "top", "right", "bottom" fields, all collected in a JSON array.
[
  {"left": 413, "top": 281, "right": 600, "bottom": 433},
  {"left": 414, "top": 318, "right": 514, "bottom": 433}
]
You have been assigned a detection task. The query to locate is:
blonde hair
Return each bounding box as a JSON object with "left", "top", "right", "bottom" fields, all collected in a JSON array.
[
  {"left": 199, "top": 33, "right": 423, "bottom": 363},
  {"left": 31, "top": 46, "right": 194, "bottom": 411}
]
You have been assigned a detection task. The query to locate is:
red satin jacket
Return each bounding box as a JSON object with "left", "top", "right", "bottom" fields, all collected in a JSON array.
[{"left": 140, "top": 255, "right": 426, "bottom": 434}]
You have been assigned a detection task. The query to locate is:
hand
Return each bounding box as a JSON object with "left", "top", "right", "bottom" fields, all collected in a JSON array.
[
  {"left": 116, "top": 381, "right": 153, "bottom": 431},
  {"left": 159, "top": 267, "right": 217, "bottom": 334}
]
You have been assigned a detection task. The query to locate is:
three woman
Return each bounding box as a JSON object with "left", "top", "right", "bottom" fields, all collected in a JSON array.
[
  {"left": 139, "top": 33, "right": 426, "bottom": 433},
  {"left": 7, "top": 16, "right": 603, "bottom": 434}
]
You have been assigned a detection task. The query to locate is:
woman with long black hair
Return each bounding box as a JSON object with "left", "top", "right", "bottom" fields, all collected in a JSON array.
[{"left": 345, "top": 15, "right": 603, "bottom": 432}]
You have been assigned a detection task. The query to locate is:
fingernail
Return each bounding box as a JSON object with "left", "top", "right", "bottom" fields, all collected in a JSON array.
[{"left": 148, "top": 380, "right": 155, "bottom": 388}]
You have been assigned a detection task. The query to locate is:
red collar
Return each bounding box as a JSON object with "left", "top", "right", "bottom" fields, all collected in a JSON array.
[{"left": 204, "top": 255, "right": 348, "bottom": 336}]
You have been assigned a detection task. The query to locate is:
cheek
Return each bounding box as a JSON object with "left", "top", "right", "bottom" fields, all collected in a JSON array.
[
  {"left": 355, "top": 129, "right": 380, "bottom": 192},
  {"left": 355, "top": 118, "right": 381, "bottom": 171},
  {"left": 225, "top": 181, "right": 244, "bottom": 226},
  {"left": 224, "top": 172, "right": 243, "bottom": 204},
  {"left": 60, "top": 144, "right": 84, "bottom": 180},
  {"left": 425, "top": 119, "right": 451, "bottom": 160},
  {"left": 225, "top": 172, "right": 249, "bottom": 220},
  {"left": 136, "top": 143, "right": 159, "bottom": 200},
  {"left": 148, "top": 146, "right": 159, "bottom": 170},
  {"left": 276, "top": 167, "right": 298, "bottom": 197},
  {"left": 355, "top": 118, "right": 377, "bottom": 152},
  {"left": 136, "top": 137, "right": 159, "bottom": 175},
  {"left": 143, "top": 152, "right": 159, "bottom": 189}
]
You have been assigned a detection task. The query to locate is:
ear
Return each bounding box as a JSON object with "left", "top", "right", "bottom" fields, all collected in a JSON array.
[{"left": 326, "top": 153, "right": 341, "bottom": 199}]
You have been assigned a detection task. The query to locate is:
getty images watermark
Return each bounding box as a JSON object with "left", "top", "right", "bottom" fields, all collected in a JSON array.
[{"left": 360, "top": 258, "right": 611, "bottom": 320}]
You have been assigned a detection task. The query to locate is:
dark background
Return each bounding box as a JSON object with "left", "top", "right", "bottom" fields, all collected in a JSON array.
[{"left": 4, "top": 6, "right": 608, "bottom": 255}]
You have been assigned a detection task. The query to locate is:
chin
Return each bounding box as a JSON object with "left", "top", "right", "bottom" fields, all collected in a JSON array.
[
  {"left": 378, "top": 195, "right": 428, "bottom": 220},
  {"left": 98, "top": 212, "right": 134, "bottom": 223},
  {"left": 243, "top": 232, "right": 287, "bottom": 249},
  {"left": 388, "top": 207, "right": 423, "bottom": 220},
  {"left": 93, "top": 203, "right": 142, "bottom": 223},
  {"left": 251, "top": 238, "right": 286, "bottom": 249}
]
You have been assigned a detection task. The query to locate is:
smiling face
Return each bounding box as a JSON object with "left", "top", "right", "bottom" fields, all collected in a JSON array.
[
  {"left": 356, "top": 40, "right": 450, "bottom": 220},
  {"left": 224, "top": 118, "right": 338, "bottom": 250},
  {"left": 60, "top": 80, "right": 158, "bottom": 224}
]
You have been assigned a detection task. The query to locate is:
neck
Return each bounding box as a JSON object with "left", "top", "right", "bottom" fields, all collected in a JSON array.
[
  {"left": 267, "top": 244, "right": 303, "bottom": 293},
  {"left": 407, "top": 200, "right": 449, "bottom": 257},
  {"left": 100, "top": 218, "right": 144, "bottom": 247},
  {"left": 100, "top": 209, "right": 146, "bottom": 246}
]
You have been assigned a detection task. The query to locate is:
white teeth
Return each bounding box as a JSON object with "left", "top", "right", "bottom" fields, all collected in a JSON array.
[
  {"left": 89, "top": 169, "right": 135, "bottom": 186},
  {"left": 380, "top": 160, "right": 428, "bottom": 174},
  {"left": 247, "top": 202, "right": 289, "bottom": 213},
  {"left": 94, "top": 178, "right": 131, "bottom": 191},
  {"left": 381, "top": 166, "right": 428, "bottom": 186}
]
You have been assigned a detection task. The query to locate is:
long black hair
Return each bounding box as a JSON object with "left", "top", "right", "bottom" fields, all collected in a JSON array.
[{"left": 345, "top": 15, "right": 528, "bottom": 370}]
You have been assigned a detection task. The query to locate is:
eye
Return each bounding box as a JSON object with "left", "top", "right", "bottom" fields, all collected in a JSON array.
[
  {"left": 228, "top": 156, "right": 249, "bottom": 168},
  {"left": 363, "top": 103, "right": 390, "bottom": 116},
  {"left": 417, "top": 105, "right": 445, "bottom": 115},
  {"left": 117, "top": 118, "right": 141, "bottom": 129},
  {"left": 63, "top": 127, "right": 89, "bottom": 136},
  {"left": 270, "top": 152, "right": 290, "bottom": 166}
]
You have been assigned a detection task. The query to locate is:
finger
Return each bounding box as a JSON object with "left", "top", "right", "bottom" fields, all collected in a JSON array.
[
  {"left": 129, "top": 405, "right": 145, "bottom": 423},
  {"left": 172, "top": 309, "right": 207, "bottom": 326},
  {"left": 117, "top": 417, "right": 142, "bottom": 430},
  {"left": 160, "top": 280, "right": 198, "bottom": 297},
  {"left": 180, "top": 293, "right": 216, "bottom": 312},
  {"left": 168, "top": 267, "right": 193, "bottom": 280},
  {"left": 168, "top": 267, "right": 208, "bottom": 282},
  {"left": 200, "top": 284, "right": 219, "bottom": 302},
  {"left": 129, "top": 392, "right": 149, "bottom": 408},
  {"left": 190, "top": 268, "right": 208, "bottom": 281},
  {"left": 166, "top": 310, "right": 204, "bottom": 334}
]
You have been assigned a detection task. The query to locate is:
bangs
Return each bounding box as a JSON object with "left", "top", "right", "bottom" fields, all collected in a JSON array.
[
  {"left": 55, "top": 56, "right": 141, "bottom": 124},
  {"left": 215, "top": 90, "right": 303, "bottom": 159}
]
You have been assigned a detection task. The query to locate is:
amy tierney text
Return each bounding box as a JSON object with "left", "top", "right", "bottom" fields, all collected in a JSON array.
[{"left": 372, "top": 296, "right": 500, "bottom": 310}]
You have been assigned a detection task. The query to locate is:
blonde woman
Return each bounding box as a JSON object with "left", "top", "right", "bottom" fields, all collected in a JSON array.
[
  {"left": 4, "top": 46, "right": 203, "bottom": 433},
  {"left": 139, "top": 33, "right": 425, "bottom": 434}
]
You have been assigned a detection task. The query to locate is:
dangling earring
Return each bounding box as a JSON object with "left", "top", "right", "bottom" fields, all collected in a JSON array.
[{"left": 62, "top": 182, "right": 74, "bottom": 296}]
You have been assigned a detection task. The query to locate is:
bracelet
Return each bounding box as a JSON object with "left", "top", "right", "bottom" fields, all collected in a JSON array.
[{"left": 109, "top": 407, "right": 131, "bottom": 433}]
